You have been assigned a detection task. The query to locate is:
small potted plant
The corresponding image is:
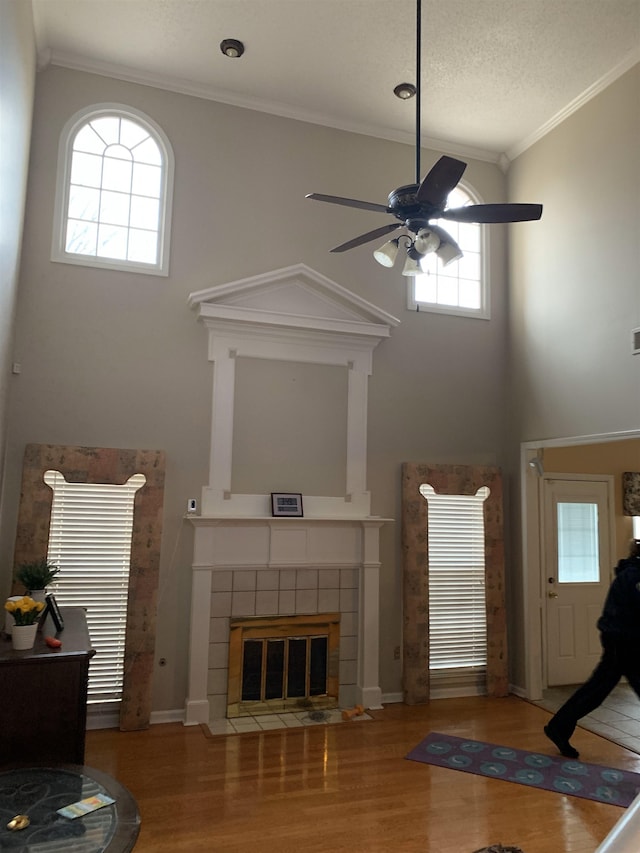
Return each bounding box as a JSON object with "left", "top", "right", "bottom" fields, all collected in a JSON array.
[
  {"left": 4, "top": 596, "right": 46, "bottom": 649},
  {"left": 15, "top": 558, "right": 60, "bottom": 601}
]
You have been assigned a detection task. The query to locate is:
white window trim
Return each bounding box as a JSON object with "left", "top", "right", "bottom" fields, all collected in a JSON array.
[
  {"left": 406, "top": 180, "right": 490, "bottom": 320},
  {"left": 51, "top": 103, "right": 174, "bottom": 276}
]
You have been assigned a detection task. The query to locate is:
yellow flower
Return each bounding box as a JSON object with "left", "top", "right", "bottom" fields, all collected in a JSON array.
[{"left": 6, "top": 595, "right": 46, "bottom": 625}]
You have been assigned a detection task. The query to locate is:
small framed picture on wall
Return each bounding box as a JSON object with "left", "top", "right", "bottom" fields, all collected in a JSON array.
[{"left": 271, "top": 493, "right": 303, "bottom": 517}]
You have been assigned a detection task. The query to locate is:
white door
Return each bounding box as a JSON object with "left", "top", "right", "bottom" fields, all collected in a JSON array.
[{"left": 544, "top": 476, "right": 614, "bottom": 686}]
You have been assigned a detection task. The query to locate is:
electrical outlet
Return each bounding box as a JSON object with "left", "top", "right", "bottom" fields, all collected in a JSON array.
[
  {"left": 394, "top": 645, "right": 401, "bottom": 660},
  {"left": 187, "top": 498, "right": 197, "bottom": 513}
]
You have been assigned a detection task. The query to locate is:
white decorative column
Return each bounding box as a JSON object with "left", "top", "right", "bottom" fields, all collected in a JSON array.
[
  {"left": 185, "top": 565, "right": 212, "bottom": 725},
  {"left": 357, "top": 520, "right": 385, "bottom": 709}
]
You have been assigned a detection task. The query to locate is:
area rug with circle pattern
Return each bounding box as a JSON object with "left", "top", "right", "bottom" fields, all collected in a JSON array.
[{"left": 406, "top": 732, "right": 640, "bottom": 808}]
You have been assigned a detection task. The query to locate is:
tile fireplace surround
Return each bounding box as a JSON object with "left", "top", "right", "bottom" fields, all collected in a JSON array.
[{"left": 184, "top": 516, "right": 387, "bottom": 724}]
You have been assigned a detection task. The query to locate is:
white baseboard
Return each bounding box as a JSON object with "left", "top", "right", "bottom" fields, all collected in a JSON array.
[
  {"left": 87, "top": 708, "right": 186, "bottom": 730},
  {"left": 381, "top": 692, "right": 403, "bottom": 704},
  {"left": 150, "top": 709, "right": 185, "bottom": 725}
]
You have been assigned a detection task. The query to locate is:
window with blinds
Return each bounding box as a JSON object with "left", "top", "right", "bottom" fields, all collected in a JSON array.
[
  {"left": 420, "top": 484, "right": 489, "bottom": 686},
  {"left": 44, "top": 470, "right": 146, "bottom": 704},
  {"left": 557, "top": 501, "right": 600, "bottom": 583}
]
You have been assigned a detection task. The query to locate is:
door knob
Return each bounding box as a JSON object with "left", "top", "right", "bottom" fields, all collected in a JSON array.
[{"left": 548, "top": 592, "right": 558, "bottom": 598}]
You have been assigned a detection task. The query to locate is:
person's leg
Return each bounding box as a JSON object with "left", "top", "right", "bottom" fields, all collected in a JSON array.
[
  {"left": 544, "top": 636, "right": 622, "bottom": 757},
  {"left": 619, "top": 644, "right": 640, "bottom": 700}
]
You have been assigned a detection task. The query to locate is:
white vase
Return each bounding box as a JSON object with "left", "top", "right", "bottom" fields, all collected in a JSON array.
[
  {"left": 11, "top": 623, "right": 38, "bottom": 650},
  {"left": 29, "top": 589, "right": 46, "bottom": 604}
]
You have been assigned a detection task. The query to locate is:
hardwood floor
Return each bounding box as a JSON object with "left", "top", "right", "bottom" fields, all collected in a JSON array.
[{"left": 84, "top": 695, "right": 640, "bottom": 853}]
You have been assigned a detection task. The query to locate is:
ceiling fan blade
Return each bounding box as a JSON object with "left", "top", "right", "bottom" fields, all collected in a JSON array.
[
  {"left": 330, "top": 223, "right": 401, "bottom": 253},
  {"left": 306, "top": 193, "right": 389, "bottom": 214},
  {"left": 416, "top": 156, "right": 467, "bottom": 207},
  {"left": 440, "top": 203, "right": 543, "bottom": 223}
]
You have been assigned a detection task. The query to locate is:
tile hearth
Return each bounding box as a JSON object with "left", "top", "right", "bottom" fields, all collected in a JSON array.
[{"left": 207, "top": 708, "right": 373, "bottom": 736}]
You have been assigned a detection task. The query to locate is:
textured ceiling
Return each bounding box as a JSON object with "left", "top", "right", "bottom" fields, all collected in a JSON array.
[{"left": 32, "top": 0, "right": 640, "bottom": 163}]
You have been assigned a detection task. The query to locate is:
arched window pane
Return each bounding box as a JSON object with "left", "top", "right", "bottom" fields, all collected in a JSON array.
[
  {"left": 70, "top": 152, "right": 103, "bottom": 188},
  {"left": 100, "top": 190, "right": 131, "bottom": 227},
  {"left": 131, "top": 162, "right": 161, "bottom": 197},
  {"left": 66, "top": 219, "right": 97, "bottom": 255},
  {"left": 102, "top": 157, "right": 132, "bottom": 193},
  {"left": 130, "top": 195, "right": 159, "bottom": 229},
  {"left": 128, "top": 229, "right": 158, "bottom": 263},
  {"left": 119, "top": 118, "right": 150, "bottom": 149},
  {"left": 73, "top": 125, "right": 106, "bottom": 155},
  {"left": 98, "top": 223, "right": 128, "bottom": 258},
  {"left": 132, "top": 137, "right": 162, "bottom": 165},
  {"left": 53, "top": 105, "right": 173, "bottom": 275},
  {"left": 90, "top": 116, "right": 120, "bottom": 145},
  {"left": 68, "top": 186, "right": 100, "bottom": 222}
]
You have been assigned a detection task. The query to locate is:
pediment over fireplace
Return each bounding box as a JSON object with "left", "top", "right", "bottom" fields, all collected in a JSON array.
[
  {"left": 188, "top": 265, "right": 400, "bottom": 519},
  {"left": 188, "top": 263, "right": 400, "bottom": 342}
]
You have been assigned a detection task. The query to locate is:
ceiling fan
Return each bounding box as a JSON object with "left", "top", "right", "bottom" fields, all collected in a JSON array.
[{"left": 306, "top": 0, "right": 542, "bottom": 274}]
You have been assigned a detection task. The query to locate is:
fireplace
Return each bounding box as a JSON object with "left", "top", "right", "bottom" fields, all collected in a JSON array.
[
  {"left": 227, "top": 613, "right": 340, "bottom": 717},
  {"left": 184, "top": 516, "right": 386, "bottom": 723},
  {"left": 184, "top": 265, "right": 397, "bottom": 725}
]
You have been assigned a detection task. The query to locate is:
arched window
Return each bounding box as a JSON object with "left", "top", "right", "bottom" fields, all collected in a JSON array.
[
  {"left": 409, "top": 183, "right": 488, "bottom": 319},
  {"left": 52, "top": 104, "right": 174, "bottom": 275}
]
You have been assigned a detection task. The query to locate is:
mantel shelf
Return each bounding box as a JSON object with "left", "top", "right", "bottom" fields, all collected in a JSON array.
[{"left": 185, "top": 515, "right": 394, "bottom": 524}]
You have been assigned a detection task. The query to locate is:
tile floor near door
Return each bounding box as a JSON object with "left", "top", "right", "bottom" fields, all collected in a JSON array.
[{"left": 535, "top": 683, "right": 640, "bottom": 754}]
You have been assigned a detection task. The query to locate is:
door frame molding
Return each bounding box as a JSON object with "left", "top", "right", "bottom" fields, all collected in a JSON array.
[{"left": 520, "top": 429, "right": 640, "bottom": 701}]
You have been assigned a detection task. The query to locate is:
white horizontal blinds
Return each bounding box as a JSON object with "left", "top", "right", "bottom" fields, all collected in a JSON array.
[
  {"left": 420, "top": 484, "right": 489, "bottom": 672},
  {"left": 43, "top": 470, "right": 146, "bottom": 704},
  {"left": 557, "top": 501, "right": 600, "bottom": 583}
]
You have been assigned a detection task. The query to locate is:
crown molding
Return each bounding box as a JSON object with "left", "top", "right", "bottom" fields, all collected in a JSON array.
[
  {"left": 40, "top": 50, "right": 500, "bottom": 165},
  {"left": 507, "top": 51, "right": 640, "bottom": 162}
]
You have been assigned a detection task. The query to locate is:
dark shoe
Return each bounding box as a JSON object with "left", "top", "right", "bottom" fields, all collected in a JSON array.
[{"left": 544, "top": 723, "right": 579, "bottom": 759}]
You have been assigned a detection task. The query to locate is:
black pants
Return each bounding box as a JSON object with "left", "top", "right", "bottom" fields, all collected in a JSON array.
[{"left": 548, "top": 633, "right": 640, "bottom": 740}]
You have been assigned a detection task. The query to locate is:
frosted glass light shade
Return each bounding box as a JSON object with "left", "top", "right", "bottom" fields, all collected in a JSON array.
[
  {"left": 402, "top": 254, "right": 423, "bottom": 277},
  {"left": 414, "top": 228, "right": 440, "bottom": 255},
  {"left": 373, "top": 239, "right": 400, "bottom": 268},
  {"left": 436, "top": 241, "right": 464, "bottom": 267}
]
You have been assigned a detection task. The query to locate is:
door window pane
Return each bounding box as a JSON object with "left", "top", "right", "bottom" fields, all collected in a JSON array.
[{"left": 557, "top": 502, "right": 600, "bottom": 583}]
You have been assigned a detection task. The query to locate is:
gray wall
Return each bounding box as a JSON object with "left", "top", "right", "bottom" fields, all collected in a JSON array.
[
  {"left": 1, "top": 60, "right": 509, "bottom": 712},
  {"left": 507, "top": 64, "right": 640, "bottom": 688},
  {"left": 509, "top": 65, "right": 639, "bottom": 442},
  {"left": 0, "top": 1, "right": 35, "bottom": 514}
]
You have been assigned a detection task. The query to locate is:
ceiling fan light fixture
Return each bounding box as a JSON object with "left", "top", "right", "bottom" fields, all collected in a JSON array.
[
  {"left": 435, "top": 241, "right": 464, "bottom": 267},
  {"left": 394, "top": 82, "right": 416, "bottom": 100},
  {"left": 220, "top": 39, "right": 245, "bottom": 58},
  {"left": 414, "top": 228, "right": 440, "bottom": 255},
  {"left": 401, "top": 246, "right": 424, "bottom": 277},
  {"left": 373, "top": 238, "right": 400, "bottom": 268}
]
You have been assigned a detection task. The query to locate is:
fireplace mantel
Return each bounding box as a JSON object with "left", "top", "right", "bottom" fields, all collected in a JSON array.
[{"left": 184, "top": 514, "right": 391, "bottom": 724}]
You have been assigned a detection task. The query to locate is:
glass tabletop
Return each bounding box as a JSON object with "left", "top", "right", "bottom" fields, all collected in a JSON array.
[{"left": 0, "top": 766, "right": 139, "bottom": 852}]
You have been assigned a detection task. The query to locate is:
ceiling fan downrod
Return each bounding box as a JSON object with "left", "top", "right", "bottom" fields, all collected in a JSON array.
[{"left": 415, "top": 0, "right": 422, "bottom": 186}]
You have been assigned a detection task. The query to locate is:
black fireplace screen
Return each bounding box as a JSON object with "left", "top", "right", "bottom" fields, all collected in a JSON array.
[{"left": 241, "top": 635, "right": 328, "bottom": 702}]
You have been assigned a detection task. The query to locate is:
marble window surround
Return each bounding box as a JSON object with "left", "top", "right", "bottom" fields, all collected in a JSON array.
[{"left": 12, "top": 443, "right": 166, "bottom": 732}]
